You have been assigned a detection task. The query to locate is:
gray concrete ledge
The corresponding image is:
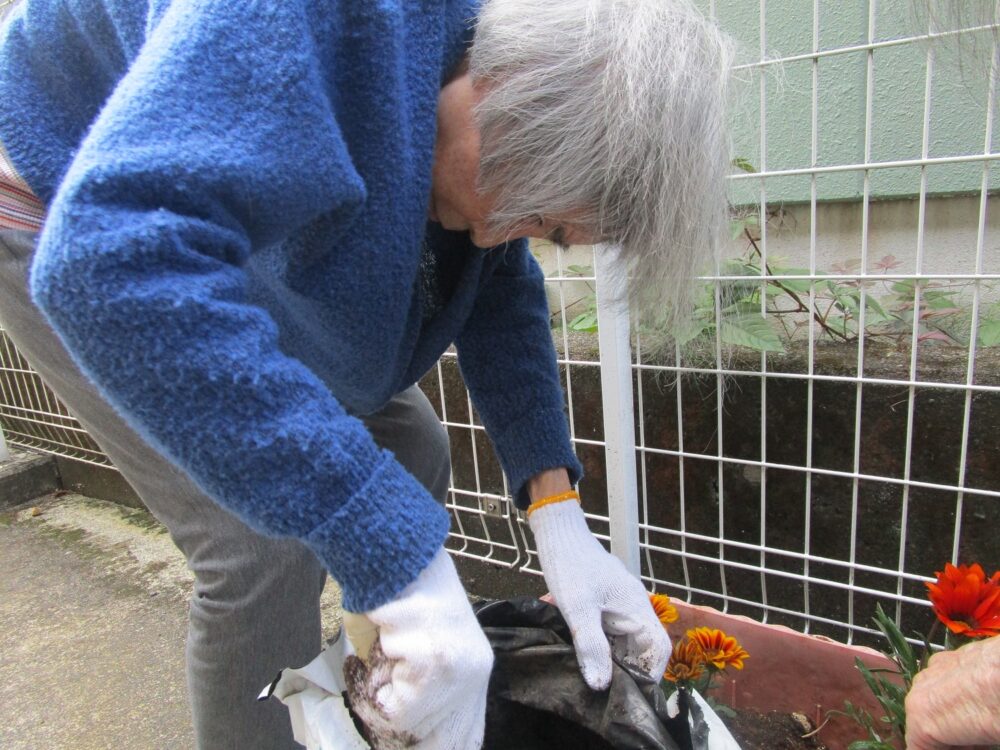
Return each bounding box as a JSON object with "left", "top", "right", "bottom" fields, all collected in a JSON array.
[{"left": 0, "top": 448, "right": 59, "bottom": 509}]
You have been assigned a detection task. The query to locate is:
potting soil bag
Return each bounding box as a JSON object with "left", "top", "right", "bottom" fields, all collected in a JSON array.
[
  {"left": 258, "top": 630, "right": 370, "bottom": 750},
  {"left": 477, "top": 596, "right": 709, "bottom": 750},
  {"left": 262, "top": 596, "right": 740, "bottom": 750}
]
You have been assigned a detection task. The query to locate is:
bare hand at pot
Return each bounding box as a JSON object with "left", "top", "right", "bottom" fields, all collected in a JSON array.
[{"left": 905, "top": 635, "right": 1000, "bottom": 750}]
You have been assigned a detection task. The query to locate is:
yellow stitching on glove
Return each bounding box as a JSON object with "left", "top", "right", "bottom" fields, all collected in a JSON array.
[{"left": 526, "top": 490, "right": 581, "bottom": 517}]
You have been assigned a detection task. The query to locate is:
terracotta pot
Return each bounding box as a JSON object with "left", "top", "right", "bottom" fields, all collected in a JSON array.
[{"left": 669, "top": 601, "right": 901, "bottom": 750}]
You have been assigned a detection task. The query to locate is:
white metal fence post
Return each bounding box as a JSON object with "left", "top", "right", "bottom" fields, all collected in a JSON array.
[
  {"left": 594, "top": 245, "right": 641, "bottom": 577},
  {"left": 0, "top": 422, "right": 9, "bottom": 462}
]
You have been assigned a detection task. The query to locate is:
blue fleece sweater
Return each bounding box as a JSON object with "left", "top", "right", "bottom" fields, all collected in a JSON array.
[{"left": 0, "top": 0, "right": 582, "bottom": 612}]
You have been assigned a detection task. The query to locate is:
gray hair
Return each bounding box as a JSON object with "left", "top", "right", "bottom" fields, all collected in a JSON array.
[
  {"left": 909, "top": 1, "right": 999, "bottom": 81},
  {"left": 469, "top": 0, "right": 735, "bottom": 330}
]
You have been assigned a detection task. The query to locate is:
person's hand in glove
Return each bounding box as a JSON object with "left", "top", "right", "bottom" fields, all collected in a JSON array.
[
  {"left": 343, "top": 546, "right": 493, "bottom": 750},
  {"left": 527, "top": 477, "right": 671, "bottom": 691}
]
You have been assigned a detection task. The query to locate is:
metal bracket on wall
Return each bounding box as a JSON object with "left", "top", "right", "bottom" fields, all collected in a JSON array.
[{"left": 482, "top": 495, "right": 503, "bottom": 519}]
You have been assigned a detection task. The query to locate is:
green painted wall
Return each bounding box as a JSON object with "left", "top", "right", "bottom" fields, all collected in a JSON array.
[{"left": 700, "top": 0, "right": 999, "bottom": 204}]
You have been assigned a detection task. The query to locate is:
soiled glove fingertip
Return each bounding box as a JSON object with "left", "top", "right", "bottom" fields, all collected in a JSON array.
[
  {"left": 579, "top": 654, "right": 613, "bottom": 691},
  {"left": 652, "top": 631, "right": 672, "bottom": 677},
  {"left": 583, "top": 669, "right": 612, "bottom": 692}
]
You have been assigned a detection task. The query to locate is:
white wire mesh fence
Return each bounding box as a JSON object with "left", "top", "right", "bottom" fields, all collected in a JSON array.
[
  {"left": 1, "top": 1, "right": 997, "bottom": 648},
  {"left": 0, "top": 328, "right": 111, "bottom": 467},
  {"left": 436, "top": 1, "right": 1000, "bottom": 647}
]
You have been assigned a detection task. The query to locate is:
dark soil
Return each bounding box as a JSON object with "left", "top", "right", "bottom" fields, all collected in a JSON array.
[
  {"left": 480, "top": 699, "right": 828, "bottom": 750},
  {"left": 433, "top": 336, "right": 1000, "bottom": 648},
  {"left": 722, "top": 708, "right": 828, "bottom": 750}
]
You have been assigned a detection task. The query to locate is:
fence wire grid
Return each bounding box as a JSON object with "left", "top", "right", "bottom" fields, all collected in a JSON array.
[
  {"left": 433, "top": 2, "right": 1000, "bottom": 647},
  {"left": 1, "top": 2, "right": 998, "bottom": 647},
  {"left": 0, "top": 329, "right": 110, "bottom": 467}
]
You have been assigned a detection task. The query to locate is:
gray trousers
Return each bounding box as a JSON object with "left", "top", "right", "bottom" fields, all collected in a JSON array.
[{"left": 0, "top": 229, "right": 452, "bottom": 749}]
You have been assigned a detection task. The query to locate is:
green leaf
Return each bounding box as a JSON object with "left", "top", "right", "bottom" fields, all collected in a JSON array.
[
  {"left": 857, "top": 661, "right": 886, "bottom": 699},
  {"left": 878, "top": 686, "right": 909, "bottom": 716},
  {"left": 569, "top": 312, "right": 598, "bottom": 332},
  {"left": 718, "top": 283, "right": 763, "bottom": 306},
  {"left": 864, "top": 296, "right": 892, "bottom": 322},
  {"left": 721, "top": 301, "right": 766, "bottom": 317},
  {"left": 729, "top": 220, "right": 753, "bottom": 240},
  {"left": 722, "top": 259, "right": 761, "bottom": 277},
  {"left": 777, "top": 278, "right": 813, "bottom": 294},
  {"left": 732, "top": 157, "right": 757, "bottom": 173},
  {"left": 783, "top": 267, "right": 815, "bottom": 277},
  {"left": 673, "top": 320, "right": 712, "bottom": 347},
  {"left": 874, "top": 605, "right": 919, "bottom": 679},
  {"left": 720, "top": 316, "right": 785, "bottom": 352},
  {"left": 834, "top": 702, "right": 884, "bottom": 742},
  {"left": 565, "top": 264, "right": 593, "bottom": 277},
  {"left": 769, "top": 268, "right": 814, "bottom": 295},
  {"left": 833, "top": 292, "right": 862, "bottom": 316},
  {"left": 978, "top": 320, "right": 1000, "bottom": 347},
  {"left": 922, "top": 290, "right": 958, "bottom": 304},
  {"left": 826, "top": 314, "right": 859, "bottom": 336},
  {"left": 730, "top": 213, "right": 761, "bottom": 239}
]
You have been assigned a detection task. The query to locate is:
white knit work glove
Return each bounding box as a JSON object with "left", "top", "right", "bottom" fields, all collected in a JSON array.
[
  {"left": 528, "top": 495, "right": 671, "bottom": 691},
  {"left": 343, "top": 547, "right": 493, "bottom": 750}
]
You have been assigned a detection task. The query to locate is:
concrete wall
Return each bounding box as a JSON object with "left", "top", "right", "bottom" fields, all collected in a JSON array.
[
  {"left": 731, "top": 194, "right": 1000, "bottom": 277},
  {"left": 533, "top": 194, "right": 1000, "bottom": 318},
  {"left": 705, "top": 0, "right": 999, "bottom": 205}
]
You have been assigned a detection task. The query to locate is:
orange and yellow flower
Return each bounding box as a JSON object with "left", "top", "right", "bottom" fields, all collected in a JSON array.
[
  {"left": 649, "top": 593, "right": 679, "bottom": 625},
  {"left": 925, "top": 562, "right": 1000, "bottom": 638},
  {"left": 663, "top": 638, "right": 707, "bottom": 683},
  {"left": 686, "top": 627, "right": 750, "bottom": 670}
]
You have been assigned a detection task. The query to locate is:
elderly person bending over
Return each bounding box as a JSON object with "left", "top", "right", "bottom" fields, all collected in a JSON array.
[{"left": 0, "top": 0, "right": 732, "bottom": 747}]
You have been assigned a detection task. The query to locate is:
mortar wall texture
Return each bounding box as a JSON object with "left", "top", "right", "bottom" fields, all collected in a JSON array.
[
  {"left": 706, "top": 0, "right": 999, "bottom": 204},
  {"left": 534, "top": 194, "right": 1000, "bottom": 320}
]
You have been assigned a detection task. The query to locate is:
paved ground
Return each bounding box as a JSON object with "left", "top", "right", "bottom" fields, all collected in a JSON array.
[{"left": 0, "top": 493, "right": 343, "bottom": 750}]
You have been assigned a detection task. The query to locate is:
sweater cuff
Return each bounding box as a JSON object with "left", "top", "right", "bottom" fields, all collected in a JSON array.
[
  {"left": 303, "top": 450, "right": 451, "bottom": 613},
  {"left": 490, "top": 406, "right": 584, "bottom": 511}
]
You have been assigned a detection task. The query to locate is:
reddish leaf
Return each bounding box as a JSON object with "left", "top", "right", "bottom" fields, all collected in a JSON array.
[
  {"left": 874, "top": 254, "right": 901, "bottom": 272},
  {"left": 918, "top": 331, "right": 953, "bottom": 342},
  {"left": 920, "top": 307, "right": 963, "bottom": 319},
  {"left": 831, "top": 258, "right": 862, "bottom": 275}
]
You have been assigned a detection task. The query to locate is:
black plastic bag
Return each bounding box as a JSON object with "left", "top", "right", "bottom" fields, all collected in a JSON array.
[{"left": 475, "top": 597, "right": 704, "bottom": 750}]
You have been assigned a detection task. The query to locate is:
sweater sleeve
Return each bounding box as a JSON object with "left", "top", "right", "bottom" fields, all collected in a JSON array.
[
  {"left": 27, "top": 0, "right": 448, "bottom": 613},
  {"left": 455, "top": 241, "right": 583, "bottom": 509}
]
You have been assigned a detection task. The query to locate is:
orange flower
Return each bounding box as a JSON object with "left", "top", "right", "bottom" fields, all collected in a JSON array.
[
  {"left": 649, "top": 593, "right": 679, "bottom": 625},
  {"left": 686, "top": 627, "right": 750, "bottom": 670},
  {"left": 663, "top": 637, "right": 706, "bottom": 683},
  {"left": 926, "top": 562, "right": 1000, "bottom": 638}
]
